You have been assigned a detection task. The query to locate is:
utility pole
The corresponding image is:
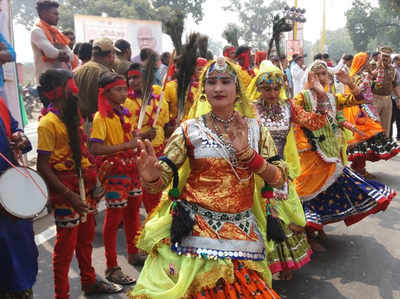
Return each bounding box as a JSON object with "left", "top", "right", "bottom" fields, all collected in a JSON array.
[
  {"left": 320, "top": 0, "right": 326, "bottom": 53},
  {"left": 294, "top": 0, "right": 298, "bottom": 40}
]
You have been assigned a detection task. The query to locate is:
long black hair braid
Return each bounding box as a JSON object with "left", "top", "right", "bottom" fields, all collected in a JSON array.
[{"left": 38, "top": 69, "right": 82, "bottom": 175}]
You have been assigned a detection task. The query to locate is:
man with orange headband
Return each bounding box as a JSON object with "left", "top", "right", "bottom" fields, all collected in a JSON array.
[
  {"left": 31, "top": 1, "right": 73, "bottom": 83},
  {"left": 124, "top": 63, "right": 169, "bottom": 228},
  {"left": 223, "top": 45, "right": 236, "bottom": 60},
  {"left": 89, "top": 72, "right": 140, "bottom": 286},
  {"left": 235, "top": 46, "right": 255, "bottom": 89}
]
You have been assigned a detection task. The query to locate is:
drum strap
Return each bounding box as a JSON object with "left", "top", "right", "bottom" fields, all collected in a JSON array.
[{"left": 0, "top": 116, "right": 17, "bottom": 167}]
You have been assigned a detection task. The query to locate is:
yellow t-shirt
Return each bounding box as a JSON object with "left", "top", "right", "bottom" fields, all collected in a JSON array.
[
  {"left": 37, "top": 110, "right": 92, "bottom": 171},
  {"left": 124, "top": 85, "right": 169, "bottom": 148},
  {"left": 90, "top": 106, "right": 134, "bottom": 146},
  {"left": 164, "top": 80, "right": 198, "bottom": 122}
]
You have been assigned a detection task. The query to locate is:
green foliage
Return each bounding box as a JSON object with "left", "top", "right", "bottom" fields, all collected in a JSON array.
[
  {"left": 345, "top": 0, "right": 378, "bottom": 52},
  {"left": 379, "top": 0, "right": 400, "bottom": 13},
  {"left": 150, "top": 0, "right": 206, "bottom": 23},
  {"left": 225, "top": 0, "right": 286, "bottom": 49},
  {"left": 346, "top": 0, "right": 400, "bottom": 51},
  {"left": 222, "top": 23, "right": 241, "bottom": 48},
  {"left": 312, "top": 28, "right": 355, "bottom": 62}
]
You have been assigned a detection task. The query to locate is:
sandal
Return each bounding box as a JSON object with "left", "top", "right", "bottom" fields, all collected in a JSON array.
[
  {"left": 83, "top": 280, "right": 123, "bottom": 295},
  {"left": 105, "top": 266, "right": 136, "bottom": 285}
]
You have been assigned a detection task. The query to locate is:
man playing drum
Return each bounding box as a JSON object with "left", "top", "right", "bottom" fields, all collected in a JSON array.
[{"left": 0, "top": 95, "right": 38, "bottom": 298}]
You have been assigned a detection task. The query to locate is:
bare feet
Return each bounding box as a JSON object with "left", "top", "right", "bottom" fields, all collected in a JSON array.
[
  {"left": 317, "top": 230, "right": 328, "bottom": 241},
  {"left": 308, "top": 238, "right": 327, "bottom": 252},
  {"left": 279, "top": 270, "right": 294, "bottom": 281}
]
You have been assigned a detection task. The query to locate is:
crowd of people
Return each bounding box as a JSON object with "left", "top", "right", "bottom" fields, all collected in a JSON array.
[{"left": 0, "top": 0, "right": 399, "bottom": 298}]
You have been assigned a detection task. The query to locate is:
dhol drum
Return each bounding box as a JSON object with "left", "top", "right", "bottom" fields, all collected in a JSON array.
[{"left": 0, "top": 167, "right": 48, "bottom": 219}]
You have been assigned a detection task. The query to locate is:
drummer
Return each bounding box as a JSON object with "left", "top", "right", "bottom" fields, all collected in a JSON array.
[
  {"left": 36, "top": 69, "right": 122, "bottom": 298},
  {"left": 0, "top": 95, "right": 38, "bottom": 298}
]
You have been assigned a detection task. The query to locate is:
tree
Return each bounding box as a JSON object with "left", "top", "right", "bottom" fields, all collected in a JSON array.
[
  {"left": 150, "top": 0, "right": 205, "bottom": 23},
  {"left": 379, "top": 0, "right": 400, "bottom": 13},
  {"left": 345, "top": 0, "right": 379, "bottom": 52},
  {"left": 225, "top": 0, "right": 286, "bottom": 49},
  {"left": 312, "top": 28, "right": 355, "bottom": 62},
  {"left": 222, "top": 23, "right": 241, "bottom": 48},
  {"left": 346, "top": 0, "right": 400, "bottom": 51},
  {"left": 149, "top": 0, "right": 206, "bottom": 54}
]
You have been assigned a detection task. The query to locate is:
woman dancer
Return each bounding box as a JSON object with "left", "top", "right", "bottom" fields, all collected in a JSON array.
[
  {"left": 294, "top": 60, "right": 396, "bottom": 250},
  {"left": 343, "top": 52, "right": 400, "bottom": 177},
  {"left": 248, "top": 61, "right": 326, "bottom": 280},
  {"left": 129, "top": 57, "right": 287, "bottom": 298}
]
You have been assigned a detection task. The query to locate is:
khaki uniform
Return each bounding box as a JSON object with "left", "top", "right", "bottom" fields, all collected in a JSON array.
[
  {"left": 114, "top": 56, "right": 131, "bottom": 76},
  {"left": 74, "top": 60, "right": 111, "bottom": 119},
  {"left": 372, "top": 66, "right": 398, "bottom": 137}
]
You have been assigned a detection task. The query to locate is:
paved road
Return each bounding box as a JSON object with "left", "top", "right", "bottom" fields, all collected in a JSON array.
[{"left": 28, "top": 116, "right": 400, "bottom": 299}]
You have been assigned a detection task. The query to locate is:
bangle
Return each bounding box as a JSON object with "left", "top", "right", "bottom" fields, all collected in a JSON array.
[
  {"left": 256, "top": 160, "right": 269, "bottom": 175},
  {"left": 237, "top": 146, "right": 255, "bottom": 163},
  {"left": 248, "top": 153, "right": 266, "bottom": 173},
  {"left": 268, "top": 167, "right": 283, "bottom": 186},
  {"left": 142, "top": 177, "right": 163, "bottom": 193}
]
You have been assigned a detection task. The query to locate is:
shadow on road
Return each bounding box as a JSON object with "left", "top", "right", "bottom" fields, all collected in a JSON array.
[{"left": 273, "top": 234, "right": 400, "bottom": 299}]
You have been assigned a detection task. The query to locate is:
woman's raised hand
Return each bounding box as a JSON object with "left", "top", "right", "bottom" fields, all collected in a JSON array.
[
  {"left": 227, "top": 112, "right": 249, "bottom": 152},
  {"left": 336, "top": 69, "right": 352, "bottom": 85},
  {"left": 136, "top": 139, "right": 162, "bottom": 182}
]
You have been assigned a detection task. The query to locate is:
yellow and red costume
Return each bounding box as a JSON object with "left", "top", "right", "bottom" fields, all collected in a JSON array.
[
  {"left": 164, "top": 79, "right": 199, "bottom": 124},
  {"left": 37, "top": 104, "right": 99, "bottom": 297},
  {"left": 90, "top": 80, "right": 141, "bottom": 269},
  {"left": 124, "top": 85, "right": 169, "bottom": 213}
]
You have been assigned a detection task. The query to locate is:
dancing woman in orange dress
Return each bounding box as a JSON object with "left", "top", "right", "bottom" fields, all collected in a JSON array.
[{"left": 343, "top": 52, "right": 400, "bottom": 177}]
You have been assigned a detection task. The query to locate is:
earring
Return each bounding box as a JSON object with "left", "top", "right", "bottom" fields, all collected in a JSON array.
[
  {"left": 235, "top": 95, "right": 241, "bottom": 103},
  {"left": 199, "top": 93, "right": 208, "bottom": 102}
]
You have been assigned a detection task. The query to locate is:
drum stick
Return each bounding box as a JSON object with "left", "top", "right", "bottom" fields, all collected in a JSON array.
[{"left": 78, "top": 168, "right": 87, "bottom": 223}]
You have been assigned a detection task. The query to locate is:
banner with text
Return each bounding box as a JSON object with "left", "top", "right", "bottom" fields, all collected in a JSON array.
[{"left": 74, "top": 15, "right": 163, "bottom": 55}]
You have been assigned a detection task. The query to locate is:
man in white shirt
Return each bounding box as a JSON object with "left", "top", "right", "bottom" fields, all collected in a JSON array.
[
  {"left": 291, "top": 54, "right": 306, "bottom": 97},
  {"left": 31, "top": 0, "right": 73, "bottom": 83}
]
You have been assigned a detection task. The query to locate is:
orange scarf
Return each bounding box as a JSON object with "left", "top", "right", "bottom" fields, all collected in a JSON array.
[
  {"left": 345, "top": 52, "right": 368, "bottom": 93},
  {"left": 36, "top": 19, "right": 70, "bottom": 62},
  {"left": 350, "top": 52, "right": 368, "bottom": 77}
]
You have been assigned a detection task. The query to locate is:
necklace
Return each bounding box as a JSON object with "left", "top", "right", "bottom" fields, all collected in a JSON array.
[
  {"left": 210, "top": 116, "right": 238, "bottom": 167},
  {"left": 210, "top": 111, "right": 235, "bottom": 129},
  {"left": 259, "top": 100, "right": 286, "bottom": 124}
]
